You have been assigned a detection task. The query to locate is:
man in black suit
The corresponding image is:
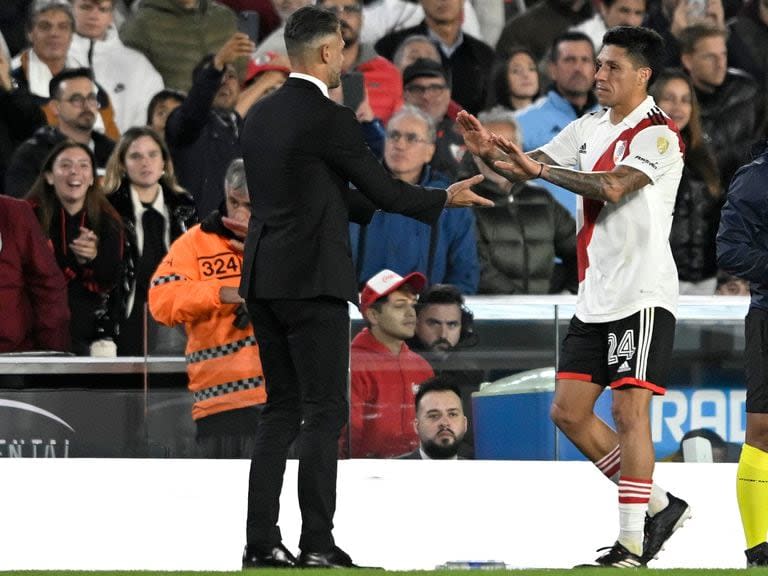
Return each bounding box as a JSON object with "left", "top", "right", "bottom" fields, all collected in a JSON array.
[
  {"left": 237, "top": 5, "right": 490, "bottom": 569},
  {"left": 398, "top": 375, "right": 469, "bottom": 460}
]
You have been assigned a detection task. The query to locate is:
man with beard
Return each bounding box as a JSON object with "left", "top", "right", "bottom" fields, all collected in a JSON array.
[
  {"left": 398, "top": 375, "right": 468, "bottom": 460},
  {"left": 516, "top": 31, "right": 598, "bottom": 215},
  {"left": 407, "top": 283, "right": 482, "bottom": 457},
  {"left": 316, "top": 0, "right": 403, "bottom": 123},
  {"left": 5, "top": 67, "right": 115, "bottom": 198},
  {"left": 165, "top": 32, "right": 254, "bottom": 218}
]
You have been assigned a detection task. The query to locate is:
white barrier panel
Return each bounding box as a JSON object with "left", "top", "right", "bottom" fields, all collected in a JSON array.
[{"left": 0, "top": 459, "right": 745, "bottom": 570}]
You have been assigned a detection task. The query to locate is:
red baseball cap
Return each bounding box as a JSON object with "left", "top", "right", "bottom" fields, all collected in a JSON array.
[
  {"left": 360, "top": 269, "right": 427, "bottom": 313},
  {"left": 244, "top": 52, "right": 290, "bottom": 85}
]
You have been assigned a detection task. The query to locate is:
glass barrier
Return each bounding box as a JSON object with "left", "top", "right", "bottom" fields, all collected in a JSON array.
[{"left": 0, "top": 296, "right": 750, "bottom": 460}]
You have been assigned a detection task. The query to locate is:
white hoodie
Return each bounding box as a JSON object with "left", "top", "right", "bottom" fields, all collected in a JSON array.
[{"left": 68, "top": 25, "right": 164, "bottom": 133}]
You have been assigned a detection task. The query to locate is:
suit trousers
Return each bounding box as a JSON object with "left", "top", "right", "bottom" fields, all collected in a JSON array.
[{"left": 245, "top": 296, "right": 350, "bottom": 552}]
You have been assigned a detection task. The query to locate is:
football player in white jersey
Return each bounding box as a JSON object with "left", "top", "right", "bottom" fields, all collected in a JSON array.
[{"left": 458, "top": 26, "right": 690, "bottom": 568}]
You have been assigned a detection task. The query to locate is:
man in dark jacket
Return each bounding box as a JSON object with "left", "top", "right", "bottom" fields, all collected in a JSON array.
[
  {"left": 680, "top": 24, "right": 765, "bottom": 189},
  {"left": 716, "top": 142, "right": 768, "bottom": 568},
  {"left": 460, "top": 107, "right": 577, "bottom": 295},
  {"left": 165, "top": 32, "right": 253, "bottom": 218},
  {"left": 4, "top": 68, "right": 115, "bottom": 198},
  {"left": 374, "top": 0, "right": 493, "bottom": 115}
]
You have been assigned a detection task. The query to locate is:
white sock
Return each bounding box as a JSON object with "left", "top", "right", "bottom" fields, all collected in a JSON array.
[
  {"left": 618, "top": 476, "right": 652, "bottom": 556},
  {"left": 597, "top": 445, "right": 670, "bottom": 517}
]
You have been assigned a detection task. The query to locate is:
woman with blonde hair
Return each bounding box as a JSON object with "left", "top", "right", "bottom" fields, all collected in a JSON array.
[
  {"left": 104, "top": 126, "right": 197, "bottom": 356},
  {"left": 26, "top": 140, "right": 124, "bottom": 355},
  {"left": 651, "top": 68, "right": 723, "bottom": 294}
]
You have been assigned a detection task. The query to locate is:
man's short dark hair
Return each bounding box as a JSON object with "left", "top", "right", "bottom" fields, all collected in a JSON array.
[
  {"left": 49, "top": 67, "right": 94, "bottom": 100},
  {"left": 415, "top": 283, "right": 476, "bottom": 346},
  {"left": 602, "top": 26, "right": 665, "bottom": 84},
  {"left": 284, "top": 5, "right": 340, "bottom": 59},
  {"left": 549, "top": 31, "right": 595, "bottom": 63},
  {"left": 415, "top": 374, "right": 463, "bottom": 412}
]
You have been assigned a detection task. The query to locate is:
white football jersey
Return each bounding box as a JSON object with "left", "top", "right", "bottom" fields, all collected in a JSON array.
[{"left": 539, "top": 96, "right": 684, "bottom": 323}]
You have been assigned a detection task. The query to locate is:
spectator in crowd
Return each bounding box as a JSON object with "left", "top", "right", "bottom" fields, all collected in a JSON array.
[
  {"left": 458, "top": 107, "right": 577, "bottom": 295},
  {"left": 715, "top": 270, "right": 750, "bottom": 295},
  {"left": 398, "top": 374, "right": 468, "bottom": 460},
  {"left": 728, "top": 0, "right": 768, "bottom": 96},
  {"left": 717, "top": 140, "right": 768, "bottom": 567},
  {"left": 374, "top": 0, "right": 494, "bottom": 115},
  {"left": 650, "top": 68, "right": 722, "bottom": 294},
  {"left": 26, "top": 141, "right": 124, "bottom": 355},
  {"left": 119, "top": 0, "right": 237, "bottom": 92},
  {"left": 496, "top": 0, "right": 592, "bottom": 63},
  {"left": 645, "top": 0, "right": 725, "bottom": 68},
  {"left": 11, "top": 0, "right": 120, "bottom": 140},
  {"left": 350, "top": 105, "right": 479, "bottom": 293},
  {"left": 5, "top": 68, "right": 116, "bottom": 199},
  {"left": 166, "top": 34, "right": 254, "bottom": 218},
  {"left": 406, "top": 283, "right": 481, "bottom": 457},
  {"left": 68, "top": 0, "right": 165, "bottom": 134},
  {"left": 392, "top": 33, "right": 441, "bottom": 71},
  {"left": 253, "top": 0, "right": 312, "bottom": 58},
  {"left": 236, "top": 54, "right": 291, "bottom": 118},
  {"left": 401, "top": 58, "right": 464, "bottom": 178},
  {"left": 103, "top": 126, "right": 197, "bottom": 356},
  {"left": 146, "top": 89, "right": 185, "bottom": 140},
  {"left": 571, "top": 0, "right": 647, "bottom": 51},
  {"left": 317, "top": 0, "right": 403, "bottom": 123},
  {"left": 516, "top": 31, "right": 599, "bottom": 215},
  {"left": 360, "top": 0, "right": 481, "bottom": 46},
  {"left": 0, "top": 195, "right": 70, "bottom": 353},
  {"left": 393, "top": 35, "right": 462, "bottom": 120},
  {"left": 349, "top": 269, "right": 434, "bottom": 458},
  {"left": 487, "top": 47, "right": 540, "bottom": 112},
  {"left": 0, "top": 47, "right": 46, "bottom": 190},
  {"left": 680, "top": 24, "right": 764, "bottom": 190},
  {"left": 149, "top": 158, "right": 266, "bottom": 458}
]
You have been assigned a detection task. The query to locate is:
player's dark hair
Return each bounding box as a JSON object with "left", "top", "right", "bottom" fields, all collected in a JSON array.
[
  {"left": 602, "top": 26, "right": 665, "bottom": 85},
  {"left": 285, "top": 5, "right": 340, "bottom": 59}
]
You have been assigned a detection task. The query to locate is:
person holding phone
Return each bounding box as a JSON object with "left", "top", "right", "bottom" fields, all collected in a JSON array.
[
  {"left": 644, "top": 0, "right": 724, "bottom": 67},
  {"left": 317, "top": 0, "right": 403, "bottom": 123}
]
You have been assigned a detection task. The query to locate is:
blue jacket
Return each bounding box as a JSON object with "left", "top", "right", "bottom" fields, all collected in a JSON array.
[
  {"left": 716, "top": 145, "right": 768, "bottom": 311},
  {"left": 515, "top": 89, "right": 600, "bottom": 215},
  {"left": 350, "top": 166, "right": 479, "bottom": 293}
]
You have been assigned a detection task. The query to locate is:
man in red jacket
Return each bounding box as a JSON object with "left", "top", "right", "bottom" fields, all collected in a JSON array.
[
  {"left": 0, "top": 196, "right": 69, "bottom": 353},
  {"left": 348, "top": 268, "right": 434, "bottom": 457}
]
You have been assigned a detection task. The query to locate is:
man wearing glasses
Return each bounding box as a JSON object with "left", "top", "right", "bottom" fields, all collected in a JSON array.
[
  {"left": 316, "top": 0, "right": 403, "bottom": 124},
  {"left": 5, "top": 67, "right": 115, "bottom": 198},
  {"left": 401, "top": 57, "right": 463, "bottom": 179},
  {"left": 350, "top": 104, "right": 479, "bottom": 293}
]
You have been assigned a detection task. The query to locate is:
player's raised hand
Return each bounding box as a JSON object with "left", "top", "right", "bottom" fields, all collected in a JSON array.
[
  {"left": 456, "top": 110, "right": 498, "bottom": 160},
  {"left": 491, "top": 133, "right": 543, "bottom": 181},
  {"left": 445, "top": 174, "right": 493, "bottom": 207}
]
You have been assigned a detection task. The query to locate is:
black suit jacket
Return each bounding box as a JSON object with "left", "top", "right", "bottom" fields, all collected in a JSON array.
[{"left": 239, "top": 77, "right": 447, "bottom": 304}]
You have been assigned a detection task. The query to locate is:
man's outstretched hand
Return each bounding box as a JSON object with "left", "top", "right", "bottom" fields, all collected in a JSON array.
[
  {"left": 491, "top": 133, "right": 542, "bottom": 181},
  {"left": 456, "top": 110, "right": 497, "bottom": 160},
  {"left": 446, "top": 174, "right": 493, "bottom": 207}
]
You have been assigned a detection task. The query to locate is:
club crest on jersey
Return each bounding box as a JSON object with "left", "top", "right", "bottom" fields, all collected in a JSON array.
[
  {"left": 657, "top": 137, "right": 669, "bottom": 154},
  {"left": 613, "top": 140, "right": 627, "bottom": 164}
]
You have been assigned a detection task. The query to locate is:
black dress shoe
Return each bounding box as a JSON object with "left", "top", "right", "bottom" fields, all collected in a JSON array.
[
  {"left": 297, "top": 545, "right": 358, "bottom": 568},
  {"left": 242, "top": 542, "right": 297, "bottom": 568}
]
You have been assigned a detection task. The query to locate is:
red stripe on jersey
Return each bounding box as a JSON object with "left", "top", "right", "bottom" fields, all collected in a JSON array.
[{"left": 576, "top": 108, "right": 684, "bottom": 283}]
